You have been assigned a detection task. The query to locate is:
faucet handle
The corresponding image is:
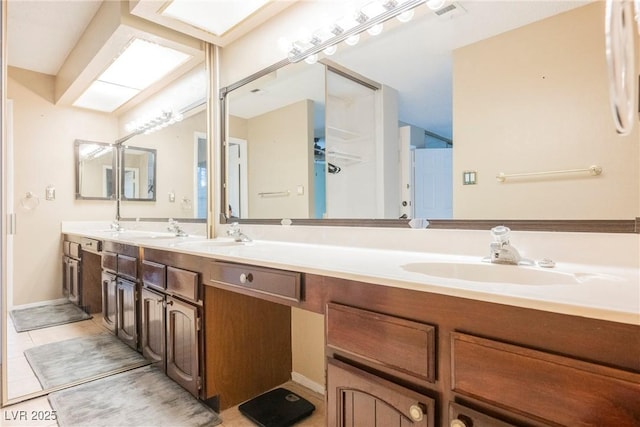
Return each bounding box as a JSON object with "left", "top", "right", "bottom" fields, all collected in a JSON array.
[{"left": 491, "top": 225, "right": 511, "bottom": 243}]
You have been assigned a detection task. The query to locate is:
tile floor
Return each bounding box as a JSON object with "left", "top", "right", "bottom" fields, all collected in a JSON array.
[{"left": 2, "top": 314, "right": 325, "bottom": 426}]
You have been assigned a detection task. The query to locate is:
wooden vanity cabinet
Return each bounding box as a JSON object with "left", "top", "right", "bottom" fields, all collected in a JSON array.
[
  {"left": 317, "top": 274, "right": 640, "bottom": 427},
  {"left": 140, "top": 250, "right": 204, "bottom": 399},
  {"left": 62, "top": 235, "right": 102, "bottom": 313}
]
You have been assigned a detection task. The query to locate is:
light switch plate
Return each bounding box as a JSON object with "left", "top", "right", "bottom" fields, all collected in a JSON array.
[
  {"left": 463, "top": 171, "right": 477, "bottom": 185},
  {"left": 45, "top": 185, "right": 56, "bottom": 200}
]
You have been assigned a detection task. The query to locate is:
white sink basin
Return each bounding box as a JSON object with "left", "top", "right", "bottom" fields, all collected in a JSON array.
[
  {"left": 402, "top": 262, "right": 588, "bottom": 286},
  {"left": 172, "top": 238, "right": 244, "bottom": 249},
  {"left": 100, "top": 230, "right": 187, "bottom": 240}
]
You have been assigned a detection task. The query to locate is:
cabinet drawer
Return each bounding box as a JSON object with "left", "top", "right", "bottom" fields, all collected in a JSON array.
[
  {"left": 66, "top": 242, "right": 80, "bottom": 258},
  {"left": 327, "top": 303, "right": 435, "bottom": 382},
  {"left": 449, "top": 402, "right": 516, "bottom": 427},
  {"left": 451, "top": 332, "right": 640, "bottom": 426},
  {"left": 80, "top": 237, "right": 101, "bottom": 253},
  {"left": 142, "top": 260, "right": 166, "bottom": 291},
  {"left": 102, "top": 251, "right": 117, "bottom": 273},
  {"left": 167, "top": 266, "right": 198, "bottom": 302},
  {"left": 117, "top": 254, "right": 138, "bottom": 280},
  {"left": 209, "top": 261, "right": 301, "bottom": 303}
]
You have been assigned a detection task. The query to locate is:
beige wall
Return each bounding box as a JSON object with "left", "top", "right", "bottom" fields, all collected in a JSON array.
[
  {"left": 291, "top": 308, "right": 325, "bottom": 387},
  {"left": 453, "top": 2, "right": 639, "bottom": 219},
  {"left": 8, "top": 67, "right": 118, "bottom": 306},
  {"left": 246, "top": 100, "right": 314, "bottom": 219}
]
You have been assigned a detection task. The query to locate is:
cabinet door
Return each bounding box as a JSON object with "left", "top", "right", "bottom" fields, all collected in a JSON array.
[
  {"left": 141, "top": 288, "right": 166, "bottom": 370},
  {"left": 62, "top": 256, "right": 70, "bottom": 298},
  {"left": 116, "top": 278, "right": 138, "bottom": 350},
  {"left": 166, "top": 296, "right": 200, "bottom": 397},
  {"left": 327, "top": 358, "right": 435, "bottom": 427},
  {"left": 101, "top": 272, "right": 117, "bottom": 332},
  {"left": 68, "top": 258, "right": 81, "bottom": 305}
]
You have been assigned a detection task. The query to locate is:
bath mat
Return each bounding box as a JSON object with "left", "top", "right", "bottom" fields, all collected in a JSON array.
[
  {"left": 24, "top": 333, "right": 149, "bottom": 388},
  {"left": 9, "top": 301, "right": 91, "bottom": 332},
  {"left": 49, "top": 365, "right": 222, "bottom": 427}
]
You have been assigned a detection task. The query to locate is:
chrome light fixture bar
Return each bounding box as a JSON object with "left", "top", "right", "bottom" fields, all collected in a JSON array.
[{"left": 287, "top": 0, "right": 426, "bottom": 63}]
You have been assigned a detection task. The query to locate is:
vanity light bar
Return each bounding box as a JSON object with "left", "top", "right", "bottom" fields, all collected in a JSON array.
[
  {"left": 125, "top": 110, "right": 184, "bottom": 135},
  {"left": 287, "top": 0, "right": 426, "bottom": 63}
]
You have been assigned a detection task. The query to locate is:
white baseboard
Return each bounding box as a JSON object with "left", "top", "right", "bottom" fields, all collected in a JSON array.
[
  {"left": 291, "top": 371, "right": 325, "bottom": 395},
  {"left": 10, "top": 298, "right": 68, "bottom": 311}
]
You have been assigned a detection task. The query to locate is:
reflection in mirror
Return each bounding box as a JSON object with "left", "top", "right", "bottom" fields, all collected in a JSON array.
[
  {"left": 119, "top": 105, "right": 207, "bottom": 219},
  {"left": 120, "top": 146, "right": 157, "bottom": 201},
  {"left": 223, "top": 1, "right": 639, "bottom": 223},
  {"left": 75, "top": 140, "right": 116, "bottom": 200},
  {"left": 3, "top": 2, "right": 207, "bottom": 405}
]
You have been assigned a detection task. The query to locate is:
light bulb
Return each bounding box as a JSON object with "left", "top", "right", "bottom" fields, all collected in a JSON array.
[
  {"left": 277, "top": 36, "right": 291, "bottom": 53},
  {"left": 304, "top": 54, "right": 318, "bottom": 64},
  {"left": 426, "top": 0, "right": 446, "bottom": 10},
  {"left": 345, "top": 34, "right": 360, "bottom": 46},
  {"left": 323, "top": 45, "right": 338, "bottom": 56},
  {"left": 397, "top": 9, "right": 414, "bottom": 22},
  {"left": 367, "top": 23, "right": 383, "bottom": 36}
]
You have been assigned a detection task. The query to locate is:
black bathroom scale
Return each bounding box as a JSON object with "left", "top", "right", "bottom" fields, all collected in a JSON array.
[{"left": 238, "top": 387, "right": 315, "bottom": 427}]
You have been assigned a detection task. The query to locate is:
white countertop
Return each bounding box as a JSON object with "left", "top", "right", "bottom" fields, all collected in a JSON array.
[{"left": 65, "top": 228, "right": 640, "bottom": 326}]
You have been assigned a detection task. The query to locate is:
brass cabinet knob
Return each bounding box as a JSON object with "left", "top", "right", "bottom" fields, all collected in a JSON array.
[{"left": 409, "top": 404, "right": 424, "bottom": 422}]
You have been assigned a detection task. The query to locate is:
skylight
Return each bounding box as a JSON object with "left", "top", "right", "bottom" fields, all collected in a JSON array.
[
  {"left": 73, "top": 38, "right": 191, "bottom": 112},
  {"left": 161, "top": 0, "right": 270, "bottom": 36}
]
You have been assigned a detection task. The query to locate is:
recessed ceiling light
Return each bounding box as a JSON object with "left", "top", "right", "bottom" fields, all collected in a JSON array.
[
  {"left": 73, "top": 80, "right": 140, "bottom": 112},
  {"left": 73, "top": 38, "right": 191, "bottom": 112},
  {"left": 161, "top": 0, "right": 270, "bottom": 36}
]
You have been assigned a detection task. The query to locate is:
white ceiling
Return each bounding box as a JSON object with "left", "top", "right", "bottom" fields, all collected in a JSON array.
[
  {"left": 7, "top": 0, "right": 102, "bottom": 75},
  {"left": 7, "top": 0, "right": 588, "bottom": 133}
]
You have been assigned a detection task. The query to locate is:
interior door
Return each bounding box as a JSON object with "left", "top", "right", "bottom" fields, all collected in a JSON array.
[
  {"left": 413, "top": 148, "right": 453, "bottom": 219},
  {"left": 166, "top": 296, "right": 200, "bottom": 397},
  {"left": 141, "top": 287, "right": 166, "bottom": 370}
]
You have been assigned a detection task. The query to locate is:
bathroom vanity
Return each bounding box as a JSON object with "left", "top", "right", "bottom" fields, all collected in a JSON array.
[{"left": 61, "top": 228, "right": 640, "bottom": 426}]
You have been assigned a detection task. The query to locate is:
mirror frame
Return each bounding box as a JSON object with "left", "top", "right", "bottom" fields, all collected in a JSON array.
[
  {"left": 119, "top": 145, "right": 157, "bottom": 202},
  {"left": 219, "top": 60, "right": 639, "bottom": 235},
  {"left": 74, "top": 139, "right": 117, "bottom": 200}
]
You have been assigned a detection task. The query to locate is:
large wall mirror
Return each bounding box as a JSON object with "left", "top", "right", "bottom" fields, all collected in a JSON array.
[
  {"left": 3, "top": 0, "right": 208, "bottom": 405},
  {"left": 221, "top": 1, "right": 639, "bottom": 228}
]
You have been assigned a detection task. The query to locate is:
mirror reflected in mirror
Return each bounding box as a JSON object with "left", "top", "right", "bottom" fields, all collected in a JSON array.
[
  {"left": 75, "top": 140, "right": 116, "bottom": 200},
  {"left": 119, "top": 105, "right": 208, "bottom": 219},
  {"left": 223, "top": 1, "right": 639, "bottom": 223},
  {"left": 120, "top": 146, "right": 157, "bottom": 201}
]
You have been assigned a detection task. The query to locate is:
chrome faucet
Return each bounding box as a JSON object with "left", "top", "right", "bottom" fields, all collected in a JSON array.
[
  {"left": 167, "top": 218, "right": 187, "bottom": 237},
  {"left": 110, "top": 220, "right": 124, "bottom": 232},
  {"left": 227, "top": 222, "right": 251, "bottom": 242},
  {"left": 487, "top": 226, "right": 523, "bottom": 265}
]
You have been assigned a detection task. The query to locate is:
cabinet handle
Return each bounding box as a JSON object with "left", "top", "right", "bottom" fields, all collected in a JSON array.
[
  {"left": 166, "top": 300, "right": 174, "bottom": 306},
  {"left": 451, "top": 418, "right": 471, "bottom": 427},
  {"left": 239, "top": 273, "right": 254, "bottom": 284},
  {"left": 409, "top": 404, "right": 424, "bottom": 422}
]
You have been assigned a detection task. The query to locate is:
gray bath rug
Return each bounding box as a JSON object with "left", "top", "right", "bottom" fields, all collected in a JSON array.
[
  {"left": 24, "top": 333, "right": 149, "bottom": 388},
  {"left": 9, "top": 301, "right": 91, "bottom": 332},
  {"left": 49, "top": 365, "right": 222, "bottom": 427}
]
